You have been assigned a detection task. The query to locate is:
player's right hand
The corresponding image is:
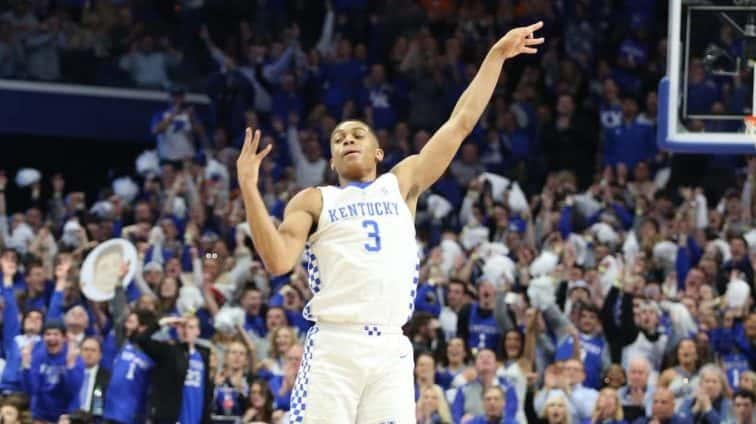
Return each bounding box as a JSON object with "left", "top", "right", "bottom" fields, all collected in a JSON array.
[{"left": 236, "top": 127, "right": 272, "bottom": 188}]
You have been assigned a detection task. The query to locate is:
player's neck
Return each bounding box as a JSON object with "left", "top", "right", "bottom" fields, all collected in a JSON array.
[{"left": 338, "top": 173, "right": 377, "bottom": 187}]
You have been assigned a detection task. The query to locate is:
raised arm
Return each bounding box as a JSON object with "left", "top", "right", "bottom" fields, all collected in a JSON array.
[
  {"left": 392, "top": 22, "right": 544, "bottom": 198},
  {"left": 237, "top": 129, "right": 320, "bottom": 276}
]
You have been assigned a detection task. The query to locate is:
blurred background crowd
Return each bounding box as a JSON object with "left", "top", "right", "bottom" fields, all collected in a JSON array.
[{"left": 0, "top": 0, "right": 755, "bottom": 423}]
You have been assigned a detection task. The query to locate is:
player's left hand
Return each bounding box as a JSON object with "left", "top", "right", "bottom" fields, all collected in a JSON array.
[{"left": 493, "top": 21, "right": 545, "bottom": 60}]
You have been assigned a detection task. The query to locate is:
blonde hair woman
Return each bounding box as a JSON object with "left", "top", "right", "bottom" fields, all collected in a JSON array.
[
  {"left": 680, "top": 364, "right": 735, "bottom": 422},
  {"left": 737, "top": 370, "right": 756, "bottom": 393},
  {"left": 416, "top": 385, "right": 452, "bottom": 424},
  {"left": 591, "top": 388, "right": 625, "bottom": 424},
  {"left": 542, "top": 392, "right": 572, "bottom": 424},
  {"left": 260, "top": 326, "right": 296, "bottom": 376}
]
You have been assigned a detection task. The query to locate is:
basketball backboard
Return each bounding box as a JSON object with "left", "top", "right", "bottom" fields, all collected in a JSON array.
[{"left": 659, "top": 0, "right": 756, "bottom": 153}]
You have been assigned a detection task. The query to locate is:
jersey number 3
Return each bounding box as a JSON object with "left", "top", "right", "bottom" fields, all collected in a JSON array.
[{"left": 362, "top": 220, "right": 382, "bottom": 252}]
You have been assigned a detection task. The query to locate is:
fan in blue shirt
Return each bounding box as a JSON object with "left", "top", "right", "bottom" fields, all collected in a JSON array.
[
  {"left": 466, "top": 386, "right": 519, "bottom": 424},
  {"left": 103, "top": 309, "right": 157, "bottom": 424},
  {"left": 21, "top": 320, "right": 85, "bottom": 423},
  {"left": 1, "top": 265, "right": 43, "bottom": 394}
]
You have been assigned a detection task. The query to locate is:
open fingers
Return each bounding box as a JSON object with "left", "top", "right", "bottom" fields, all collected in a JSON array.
[
  {"left": 526, "top": 21, "right": 544, "bottom": 34},
  {"left": 258, "top": 143, "right": 273, "bottom": 161},
  {"left": 240, "top": 128, "right": 253, "bottom": 156},
  {"left": 250, "top": 129, "right": 261, "bottom": 154},
  {"left": 525, "top": 37, "right": 545, "bottom": 46},
  {"left": 521, "top": 47, "right": 539, "bottom": 54}
]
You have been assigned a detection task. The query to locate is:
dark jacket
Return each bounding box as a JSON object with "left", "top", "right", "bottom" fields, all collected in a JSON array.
[
  {"left": 135, "top": 323, "right": 213, "bottom": 424},
  {"left": 79, "top": 366, "right": 111, "bottom": 415}
]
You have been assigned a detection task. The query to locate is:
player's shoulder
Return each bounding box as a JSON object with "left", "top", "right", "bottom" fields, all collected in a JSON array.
[{"left": 287, "top": 187, "right": 323, "bottom": 215}]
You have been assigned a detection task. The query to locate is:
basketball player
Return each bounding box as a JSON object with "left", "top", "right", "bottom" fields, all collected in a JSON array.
[{"left": 237, "top": 22, "right": 544, "bottom": 423}]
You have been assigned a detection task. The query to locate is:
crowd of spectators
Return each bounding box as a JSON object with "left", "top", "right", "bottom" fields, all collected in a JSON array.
[{"left": 1, "top": 0, "right": 756, "bottom": 423}]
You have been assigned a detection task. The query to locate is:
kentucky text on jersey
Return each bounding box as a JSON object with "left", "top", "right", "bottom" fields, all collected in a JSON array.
[{"left": 327, "top": 201, "right": 401, "bottom": 223}]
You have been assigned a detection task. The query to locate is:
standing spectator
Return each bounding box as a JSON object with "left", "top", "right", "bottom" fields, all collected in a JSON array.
[
  {"left": 21, "top": 320, "right": 84, "bottom": 423},
  {"left": 1, "top": 254, "right": 43, "bottom": 394},
  {"left": 118, "top": 35, "right": 182, "bottom": 89},
  {"left": 24, "top": 15, "right": 64, "bottom": 81},
  {"left": 136, "top": 315, "right": 212, "bottom": 424},
  {"left": 76, "top": 337, "right": 109, "bottom": 417},
  {"left": 103, "top": 309, "right": 156, "bottom": 424},
  {"left": 284, "top": 118, "right": 327, "bottom": 188},
  {"left": 456, "top": 281, "right": 503, "bottom": 354},
  {"left": 439, "top": 280, "right": 467, "bottom": 341},
  {"left": 603, "top": 94, "right": 655, "bottom": 170},
  {"left": 542, "top": 94, "right": 597, "bottom": 188},
  {"left": 150, "top": 87, "right": 206, "bottom": 164}
]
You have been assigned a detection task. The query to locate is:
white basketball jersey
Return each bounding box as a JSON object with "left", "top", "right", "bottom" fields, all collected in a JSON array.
[{"left": 303, "top": 173, "right": 420, "bottom": 327}]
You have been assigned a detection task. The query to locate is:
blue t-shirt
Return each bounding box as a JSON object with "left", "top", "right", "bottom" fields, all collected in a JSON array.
[
  {"left": 103, "top": 342, "right": 154, "bottom": 424},
  {"left": 179, "top": 350, "right": 205, "bottom": 424},
  {"left": 554, "top": 332, "right": 606, "bottom": 389},
  {"left": 467, "top": 303, "right": 501, "bottom": 353}
]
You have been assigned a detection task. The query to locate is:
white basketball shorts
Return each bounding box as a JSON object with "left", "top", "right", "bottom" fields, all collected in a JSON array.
[{"left": 288, "top": 322, "right": 416, "bottom": 423}]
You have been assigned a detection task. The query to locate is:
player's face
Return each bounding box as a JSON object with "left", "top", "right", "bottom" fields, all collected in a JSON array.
[
  {"left": 24, "top": 311, "right": 43, "bottom": 335},
  {"left": 330, "top": 121, "right": 383, "bottom": 181}
]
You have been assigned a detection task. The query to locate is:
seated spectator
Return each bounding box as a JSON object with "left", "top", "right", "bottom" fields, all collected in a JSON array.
[
  {"left": 679, "top": 364, "right": 734, "bottom": 423},
  {"left": 266, "top": 343, "right": 303, "bottom": 411},
  {"left": 416, "top": 384, "right": 453, "bottom": 424},
  {"left": 590, "top": 387, "right": 626, "bottom": 424},
  {"left": 540, "top": 391, "right": 572, "bottom": 424},
  {"left": 618, "top": 356, "right": 655, "bottom": 422},
  {"left": 242, "top": 378, "right": 275, "bottom": 423},
  {"left": 732, "top": 389, "right": 755, "bottom": 424},
  {"left": 451, "top": 349, "right": 517, "bottom": 423},
  {"left": 631, "top": 387, "right": 692, "bottom": 424},
  {"left": 465, "top": 385, "right": 517, "bottom": 424}
]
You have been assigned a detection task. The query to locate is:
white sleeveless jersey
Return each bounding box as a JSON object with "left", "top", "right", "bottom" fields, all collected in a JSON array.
[{"left": 303, "top": 173, "right": 420, "bottom": 327}]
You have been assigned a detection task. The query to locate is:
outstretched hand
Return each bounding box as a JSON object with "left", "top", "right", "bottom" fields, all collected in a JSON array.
[
  {"left": 236, "top": 128, "right": 273, "bottom": 187},
  {"left": 492, "top": 21, "right": 545, "bottom": 60}
]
